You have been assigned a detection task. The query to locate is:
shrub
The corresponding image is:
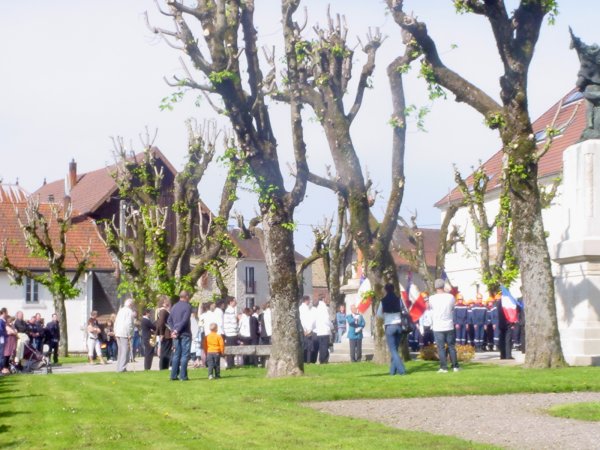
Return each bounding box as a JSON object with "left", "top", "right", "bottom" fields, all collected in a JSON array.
[{"left": 419, "top": 344, "right": 475, "bottom": 362}]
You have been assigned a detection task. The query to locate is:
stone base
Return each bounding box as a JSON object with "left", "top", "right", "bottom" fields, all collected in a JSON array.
[{"left": 554, "top": 261, "right": 600, "bottom": 366}]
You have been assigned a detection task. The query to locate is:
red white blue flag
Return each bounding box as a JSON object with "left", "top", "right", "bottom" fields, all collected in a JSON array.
[{"left": 500, "top": 286, "right": 519, "bottom": 323}]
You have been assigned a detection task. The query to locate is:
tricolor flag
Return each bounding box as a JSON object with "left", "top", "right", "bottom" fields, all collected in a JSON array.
[
  {"left": 500, "top": 286, "right": 519, "bottom": 323},
  {"left": 357, "top": 276, "right": 372, "bottom": 314},
  {"left": 409, "top": 292, "right": 427, "bottom": 322}
]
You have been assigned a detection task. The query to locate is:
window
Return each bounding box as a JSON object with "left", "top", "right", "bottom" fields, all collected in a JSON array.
[
  {"left": 245, "top": 267, "right": 255, "bottom": 294},
  {"left": 245, "top": 297, "right": 255, "bottom": 309},
  {"left": 25, "top": 278, "right": 39, "bottom": 303},
  {"left": 562, "top": 90, "right": 583, "bottom": 106}
]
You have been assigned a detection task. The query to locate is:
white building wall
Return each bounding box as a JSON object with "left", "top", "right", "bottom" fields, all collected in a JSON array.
[
  {"left": 0, "top": 271, "right": 90, "bottom": 352},
  {"left": 234, "top": 259, "right": 312, "bottom": 308},
  {"left": 441, "top": 177, "right": 562, "bottom": 300}
]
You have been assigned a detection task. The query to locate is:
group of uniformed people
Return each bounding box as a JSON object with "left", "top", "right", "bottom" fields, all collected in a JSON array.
[{"left": 407, "top": 291, "right": 525, "bottom": 360}]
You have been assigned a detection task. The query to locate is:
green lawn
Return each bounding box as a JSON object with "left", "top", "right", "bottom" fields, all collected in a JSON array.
[
  {"left": 1, "top": 361, "right": 599, "bottom": 449},
  {"left": 547, "top": 401, "right": 600, "bottom": 422}
]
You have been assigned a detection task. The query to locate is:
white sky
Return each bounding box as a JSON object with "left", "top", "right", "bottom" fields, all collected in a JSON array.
[{"left": 0, "top": 1, "right": 596, "bottom": 253}]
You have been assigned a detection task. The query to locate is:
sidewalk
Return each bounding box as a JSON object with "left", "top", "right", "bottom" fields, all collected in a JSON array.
[
  {"left": 330, "top": 336, "right": 525, "bottom": 366},
  {"left": 51, "top": 345, "right": 524, "bottom": 374}
]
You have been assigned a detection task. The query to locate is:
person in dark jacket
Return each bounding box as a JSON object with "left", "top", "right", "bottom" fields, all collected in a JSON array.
[
  {"left": 484, "top": 300, "right": 495, "bottom": 351},
  {"left": 45, "top": 313, "right": 60, "bottom": 364},
  {"left": 167, "top": 291, "right": 192, "bottom": 381},
  {"left": 249, "top": 307, "right": 260, "bottom": 366},
  {"left": 141, "top": 309, "right": 156, "bottom": 371},
  {"left": 14, "top": 311, "right": 30, "bottom": 365},
  {"left": 496, "top": 294, "right": 516, "bottom": 360},
  {"left": 155, "top": 296, "right": 172, "bottom": 370},
  {"left": 376, "top": 284, "right": 408, "bottom": 376}
]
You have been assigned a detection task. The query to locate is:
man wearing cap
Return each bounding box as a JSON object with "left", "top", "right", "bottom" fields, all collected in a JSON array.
[{"left": 429, "top": 279, "right": 459, "bottom": 373}]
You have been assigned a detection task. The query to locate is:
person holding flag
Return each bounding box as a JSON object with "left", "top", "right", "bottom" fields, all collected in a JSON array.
[
  {"left": 376, "top": 283, "right": 408, "bottom": 376},
  {"left": 497, "top": 286, "right": 520, "bottom": 359}
]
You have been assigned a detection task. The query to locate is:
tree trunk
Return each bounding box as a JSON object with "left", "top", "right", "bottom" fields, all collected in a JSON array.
[
  {"left": 502, "top": 102, "right": 566, "bottom": 368},
  {"left": 55, "top": 294, "right": 69, "bottom": 357},
  {"left": 263, "top": 218, "right": 304, "bottom": 377},
  {"left": 510, "top": 184, "right": 566, "bottom": 368}
]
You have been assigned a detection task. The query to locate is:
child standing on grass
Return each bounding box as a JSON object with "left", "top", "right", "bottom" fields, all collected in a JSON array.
[{"left": 203, "top": 322, "right": 224, "bottom": 379}]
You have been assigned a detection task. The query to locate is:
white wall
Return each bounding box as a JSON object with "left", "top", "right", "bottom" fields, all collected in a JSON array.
[
  {"left": 440, "top": 178, "right": 563, "bottom": 300},
  {"left": 0, "top": 271, "right": 91, "bottom": 352},
  {"left": 233, "top": 259, "right": 313, "bottom": 308}
]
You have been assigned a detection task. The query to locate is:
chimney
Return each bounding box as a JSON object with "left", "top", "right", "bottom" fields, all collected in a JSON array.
[{"left": 68, "top": 159, "right": 77, "bottom": 192}]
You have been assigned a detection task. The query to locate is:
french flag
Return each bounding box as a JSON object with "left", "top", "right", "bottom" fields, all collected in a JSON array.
[{"left": 500, "top": 286, "right": 519, "bottom": 323}]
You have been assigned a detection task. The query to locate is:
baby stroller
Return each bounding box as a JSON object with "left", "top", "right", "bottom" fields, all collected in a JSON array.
[{"left": 9, "top": 342, "right": 52, "bottom": 375}]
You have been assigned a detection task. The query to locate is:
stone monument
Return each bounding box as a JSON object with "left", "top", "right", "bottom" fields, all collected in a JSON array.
[{"left": 551, "top": 31, "right": 600, "bottom": 365}]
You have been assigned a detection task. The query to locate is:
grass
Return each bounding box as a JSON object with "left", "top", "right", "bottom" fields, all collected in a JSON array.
[
  {"left": 547, "top": 402, "right": 600, "bottom": 421},
  {"left": 1, "top": 360, "right": 599, "bottom": 449},
  {"left": 59, "top": 355, "right": 89, "bottom": 364}
]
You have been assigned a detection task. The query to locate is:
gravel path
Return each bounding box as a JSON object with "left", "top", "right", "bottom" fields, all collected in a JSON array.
[{"left": 310, "top": 392, "right": 600, "bottom": 449}]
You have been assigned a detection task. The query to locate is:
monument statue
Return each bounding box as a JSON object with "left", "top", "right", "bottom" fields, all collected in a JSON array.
[{"left": 570, "top": 28, "right": 600, "bottom": 141}]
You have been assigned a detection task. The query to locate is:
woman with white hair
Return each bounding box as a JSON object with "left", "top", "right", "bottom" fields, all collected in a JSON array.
[{"left": 346, "top": 304, "right": 365, "bottom": 362}]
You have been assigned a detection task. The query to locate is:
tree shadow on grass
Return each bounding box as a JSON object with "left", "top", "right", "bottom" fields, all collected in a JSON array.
[
  {"left": 0, "top": 394, "right": 41, "bottom": 404},
  {"left": 0, "top": 411, "right": 29, "bottom": 436}
]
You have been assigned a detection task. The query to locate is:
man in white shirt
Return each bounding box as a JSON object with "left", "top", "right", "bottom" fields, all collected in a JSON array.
[
  {"left": 261, "top": 302, "right": 272, "bottom": 344},
  {"left": 314, "top": 297, "right": 333, "bottom": 364},
  {"left": 428, "top": 279, "right": 459, "bottom": 373},
  {"left": 223, "top": 298, "right": 238, "bottom": 368},
  {"left": 114, "top": 298, "right": 135, "bottom": 373},
  {"left": 213, "top": 300, "right": 225, "bottom": 336},
  {"left": 299, "top": 296, "right": 314, "bottom": 363}
]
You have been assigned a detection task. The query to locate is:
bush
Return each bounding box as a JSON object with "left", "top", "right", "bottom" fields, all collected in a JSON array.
[{"left": 419, "top": 344, "right": 475, "bottom": 362}]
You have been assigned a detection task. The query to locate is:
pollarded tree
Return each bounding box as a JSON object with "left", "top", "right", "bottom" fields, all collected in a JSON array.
[
  {"left": 454, "top": 164, "right": 518, "bottom": 296},
  {"left": 102, "top": 123, "right": 241, "bottom": 310},
  {"left": 388, "top": 0, "right": 565, "bottom": 367},
  {"left": 149, "top": 0, "right": 310, "bottom": 377},
  {"left": 396, "top": 205, "right": 463, "bottom": 293},
  {"left": 1, "top": 199, "right": 91, "bottom": 356},
  {"left": 274, "top": 7, "right": 422, "bottom": 362},
  {"left": 295, "top": 194, "right": 352, "bottom": 305}
]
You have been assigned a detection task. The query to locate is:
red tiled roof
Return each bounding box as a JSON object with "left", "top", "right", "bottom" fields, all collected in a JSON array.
[
  {"left": 392, "top": 226, "right": 440, "bottom": 268},
  {"left": 435, "top": 88, "right": 586, "bottom": 207},
  {"left": 32, "top": 147, "right": 177, "bottom": 215},
  {"left": 0, "top": 202, "right": 114, "bottom": 271},
  {"left": 229, "top": 229, "right": 305, "bottom": 262},
  {"left": 0, "top": 184, "right": 29, "bottom": 203}
]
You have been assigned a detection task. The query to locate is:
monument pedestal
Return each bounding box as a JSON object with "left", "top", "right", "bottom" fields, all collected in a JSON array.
[{"left": 552, "top": 140, "right": 600, "bottom": 365}]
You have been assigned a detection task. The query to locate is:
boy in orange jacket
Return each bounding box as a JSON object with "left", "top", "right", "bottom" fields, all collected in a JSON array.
[{"left": 203, "top": 322, "right": 225, "bottom": 379}]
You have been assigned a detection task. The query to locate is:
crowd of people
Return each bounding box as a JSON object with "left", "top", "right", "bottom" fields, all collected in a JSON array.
[
  {"left": 1, "top": 281, "right": 524, "bottom": 378},
  {"left": 405, "top": 289, "right": 525, "bottom": 359},
  {"left": 101, "top": 292, "right": 276, "bottom": 379},
  {"left": 0, "top": 308, "right": 60, "bottom": 374},
  {"left": 299, "top": 295, "right": 366, "bottom": 364},
  {"left": 379, "top": 279, "right": 525, "bottom": 375}
]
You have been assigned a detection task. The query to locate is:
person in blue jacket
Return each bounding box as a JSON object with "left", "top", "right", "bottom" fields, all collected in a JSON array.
[
  {"left": 335, "top": 304, "right": 347, "bottom": 343},
  {"left": 346, "top": 304, "right": 365, "bottom": 362}
]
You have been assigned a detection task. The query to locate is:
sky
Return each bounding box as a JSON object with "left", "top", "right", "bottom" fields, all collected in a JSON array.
[{"left": 1, "top": 1, "right": 597, "bottom": 254}]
